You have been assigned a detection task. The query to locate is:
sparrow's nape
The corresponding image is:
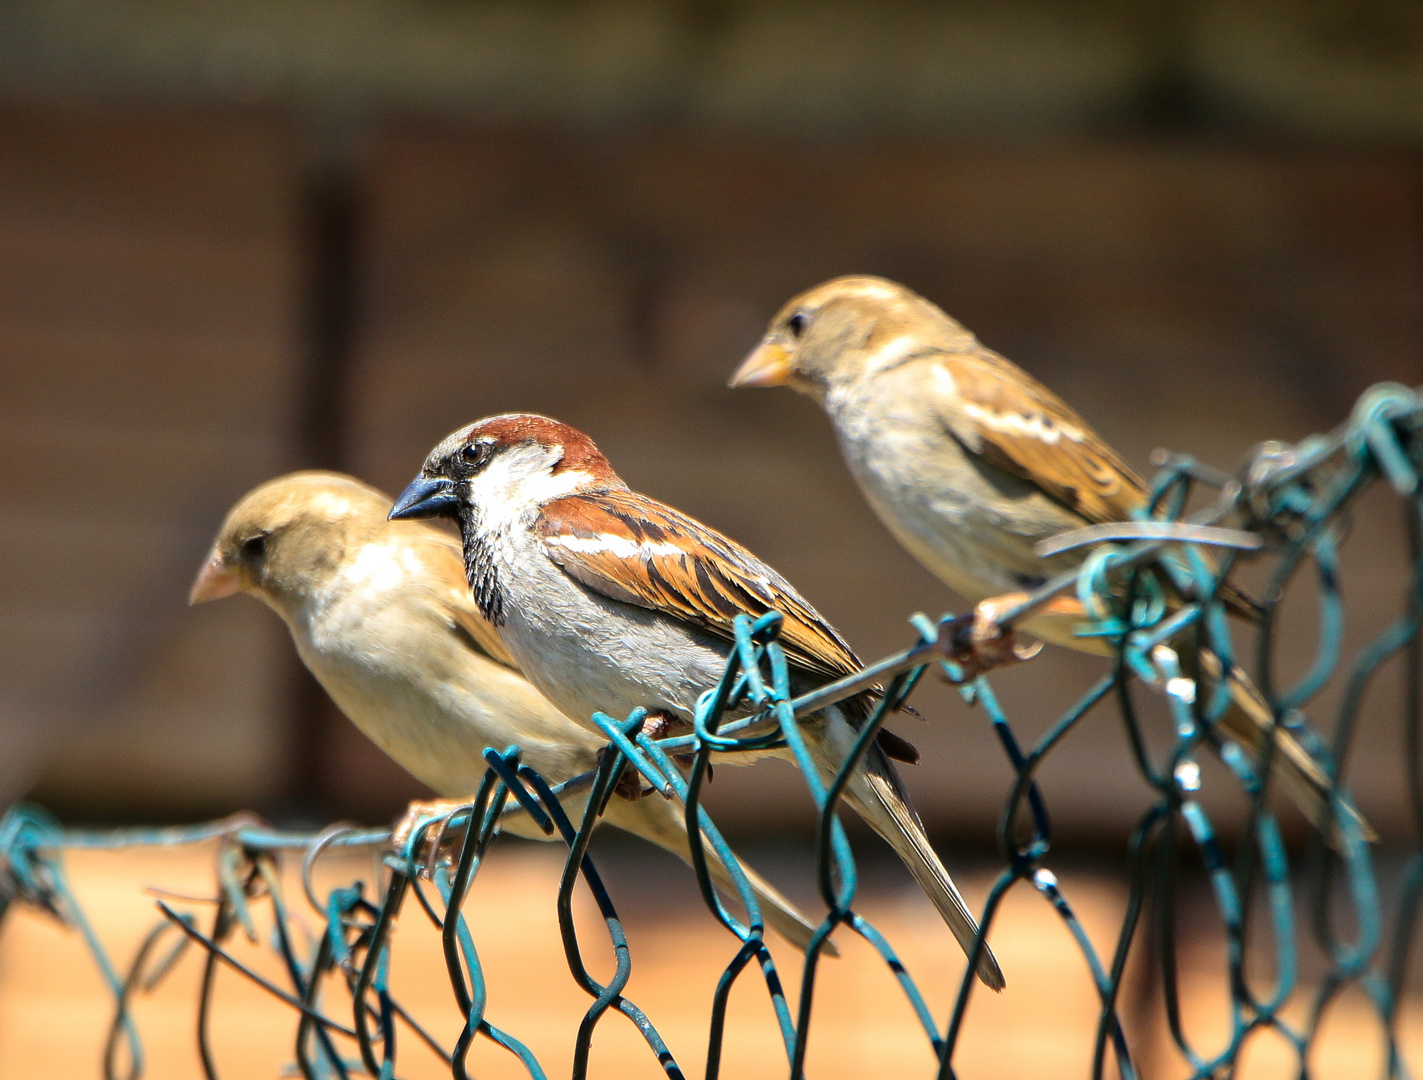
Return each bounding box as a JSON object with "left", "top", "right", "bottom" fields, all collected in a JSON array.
[{"left": 389, "top": 475, "right": 457, "bottom": 521}]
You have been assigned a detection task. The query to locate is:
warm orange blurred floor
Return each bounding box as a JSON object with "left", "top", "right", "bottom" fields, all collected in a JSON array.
[{"left": 0, "top": 838, "right": 1417, "bottom": 1078}]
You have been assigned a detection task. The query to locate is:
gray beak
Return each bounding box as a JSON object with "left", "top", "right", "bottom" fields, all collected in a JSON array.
[{"left": 389, "top": 475, "right": 458, "bottom": 521}]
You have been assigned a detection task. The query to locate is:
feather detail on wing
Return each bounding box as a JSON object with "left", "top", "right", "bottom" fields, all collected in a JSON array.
[
  {"left": 537, "top": 490, "right": 919, "bottom": 756},
  {"left": 875, "top": 728, "right": 920, "bottom": 763},
  {"left": 927, "top": 347, "right": 1262, "bottom": 623},
  {"left": 536, "top": 489, "right": 863, "bottom": 682},
  {"left": 928, "top": 347, "right": 1147, "bottom": 526}
]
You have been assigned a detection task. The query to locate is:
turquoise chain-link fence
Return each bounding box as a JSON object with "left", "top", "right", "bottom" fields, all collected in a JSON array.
[{"left": 1, "top": 380, "right": 1420, "bottom": 1079}]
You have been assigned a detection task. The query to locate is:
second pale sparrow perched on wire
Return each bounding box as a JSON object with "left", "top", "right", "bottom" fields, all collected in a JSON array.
[
  {"left": 390, "top": 415, "right": 1006, "bottom": 990},
  {"left": 731, "top": 275, "right": 1374, "bottom": 843},
  {"left": 190, "top": 471, "right": 828, "bottom": 953}
]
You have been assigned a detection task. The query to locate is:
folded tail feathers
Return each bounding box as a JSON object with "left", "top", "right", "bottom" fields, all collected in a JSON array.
[
  {"left": 601, "top": 793, "right": 836, "bottom": 956},
  {"left": 855, "top": 748, "right": 1006, "bottom": 992},
  {"left": 705, "top": 847, "right": 837, "bottom": 957},
  {"left": 1218, "top": 671, "right": 1379, "bottom": 847}
]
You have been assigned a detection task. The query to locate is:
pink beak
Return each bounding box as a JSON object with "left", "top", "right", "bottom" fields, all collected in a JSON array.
[{"left": 188, "top": 546, "right": 242, "bottom": 605}]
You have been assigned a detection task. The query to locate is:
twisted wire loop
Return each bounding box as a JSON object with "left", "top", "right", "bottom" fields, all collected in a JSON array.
[{"left": 1, "top": 380, "right": 1420, "bottom": 1078}]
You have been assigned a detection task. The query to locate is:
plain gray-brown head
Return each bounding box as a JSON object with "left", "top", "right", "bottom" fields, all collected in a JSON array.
[
  {"left": 729, "top": 275, "right": 976, "bottom": 404},
  {"left": 190, "top": 471, "right": 397, "bottom": 617}
]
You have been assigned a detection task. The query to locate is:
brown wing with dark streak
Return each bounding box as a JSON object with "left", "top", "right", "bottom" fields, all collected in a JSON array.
[
  {"left": 535, "top": 489, "right": 919, "bottom": 760},
  {"left": 929, "top": 347, "right": 1262, "bottom": 621},
  {"left": 931, "top": 347, "right": 1148, "bottom": 526},
  {"left": 536, "top": 489, "right": 863, "bottom": 683}
]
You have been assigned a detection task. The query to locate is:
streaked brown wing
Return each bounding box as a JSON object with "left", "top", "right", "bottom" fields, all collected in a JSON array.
[
  {"left": 535, "top": 489, "right": 863, "bottom": 684},
  {"left": 932, "top": 347, "right": 1148, "bottom": 526},
  {"left": 931, "top": 349, "right": 1262, "bottom": 622}
]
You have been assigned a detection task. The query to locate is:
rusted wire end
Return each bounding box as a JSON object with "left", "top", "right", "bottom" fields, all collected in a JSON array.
[{"left": 935, "top": 605, "right": 1043, "bottom": 683}]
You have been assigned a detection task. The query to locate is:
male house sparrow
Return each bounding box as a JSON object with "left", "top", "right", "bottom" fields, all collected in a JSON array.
[
  {"left": 731, "top": 275, "right": 1373, "bottom": 841},
  {"left": 190, "top": 471, "right": 828, "bottom": 953},
  {"left": 389, "top": 415, "right": 1006, "bottom": 990}
]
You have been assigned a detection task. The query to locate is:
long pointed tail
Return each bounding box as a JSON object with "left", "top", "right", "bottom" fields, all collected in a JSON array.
[
  {"left": 844, "top": 745, "right": 1005, "bottom": 992},
  {"left": 601, "top": 793, "right": 833, "bottom": 955},
  {"left": 1205, "top": 657, "right": 1378, "bottom": 846},
  {"left": 1024, "top": 593, "right": 1377, "bottom": 845}
]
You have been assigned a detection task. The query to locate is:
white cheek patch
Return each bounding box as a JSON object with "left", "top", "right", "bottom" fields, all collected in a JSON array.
[
  {"left": 469, "top": 444, "right": 589, "bottom": 519},
  {"left": 546, "top": 532, "right": 686, "bottom": 560},
  {"left": 960, "top": 402, "right": 1086, "bottom": 447},
  {"left": 529, "top": 468, "right": 598, "bottom": 503},
  {"left": 474, "top": 442, "right": 558, "bottom": 493},
  {"left": 344, "top": 544, "right": 404, "bottom": 592},
  {"left": 863, "top": 333, "right": 924, "bottom": 377}
]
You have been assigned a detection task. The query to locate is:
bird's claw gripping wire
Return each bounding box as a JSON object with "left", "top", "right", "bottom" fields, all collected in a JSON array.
[
  {"left": 391, "top": 801, "right": 472, "bottom": 878},
  {"left": 592, "top": 709, "right": 685, "bottom": 800},
  {"left": 588, "top": 746, "right": 654, "bottom": 801},
  {"left": 935, "top": 597, "right": 1043, "bottom": 682}
]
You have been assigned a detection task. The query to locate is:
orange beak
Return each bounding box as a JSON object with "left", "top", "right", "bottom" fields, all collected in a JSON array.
[
  {"left": 728, "top": 341, "right": 793, "bottom": 389},
  {"left": 188, "top": 546, "right": 243, "bottom": 605}
]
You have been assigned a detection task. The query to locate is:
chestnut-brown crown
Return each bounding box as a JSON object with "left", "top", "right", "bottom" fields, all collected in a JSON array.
[{"left": 424, "top": 413, "right": 623, "bottom": 487}]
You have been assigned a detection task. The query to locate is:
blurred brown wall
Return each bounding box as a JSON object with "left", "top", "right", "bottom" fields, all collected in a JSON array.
[
  {"left": 3, "top": 100, "right": 1418, "bottom": 839},
  {"left": 0, "top": 105, "right": 302, "bottom": 815}
]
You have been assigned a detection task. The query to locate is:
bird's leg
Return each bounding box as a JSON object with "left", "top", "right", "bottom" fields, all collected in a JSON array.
[
  {"left": 642, "top": 708, "right": 690, "bottom": 741},
  {"left": 390, "top": 797, "right": 472, "bottom": 876},
  {"left": 644, "top": 709, "right": 711, "bottom": 783},
  {"left": 601, "top": 709, "right": 693, "bottom": 799},
  {"left": 596, "top": 745, "right": 652, "bottom": 801},
  {"left": 937, "top": 592, "right": 1044, "bottom": 682}
]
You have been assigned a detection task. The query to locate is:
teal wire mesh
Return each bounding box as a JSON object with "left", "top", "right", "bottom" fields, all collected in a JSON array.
[{"left": 1, "top": 379, "right": 1420, "bottom": 1079}]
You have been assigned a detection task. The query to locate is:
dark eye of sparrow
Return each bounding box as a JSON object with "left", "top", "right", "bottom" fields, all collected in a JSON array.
[
  {"left": 240, "top": 533, "right": 268, "bottom": 561},
  {"left": 460, "top": 438, "right": 500, "bottom": 471},
  {"left": 787, "top": 312, "right": 807, "bottom": 338}
]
